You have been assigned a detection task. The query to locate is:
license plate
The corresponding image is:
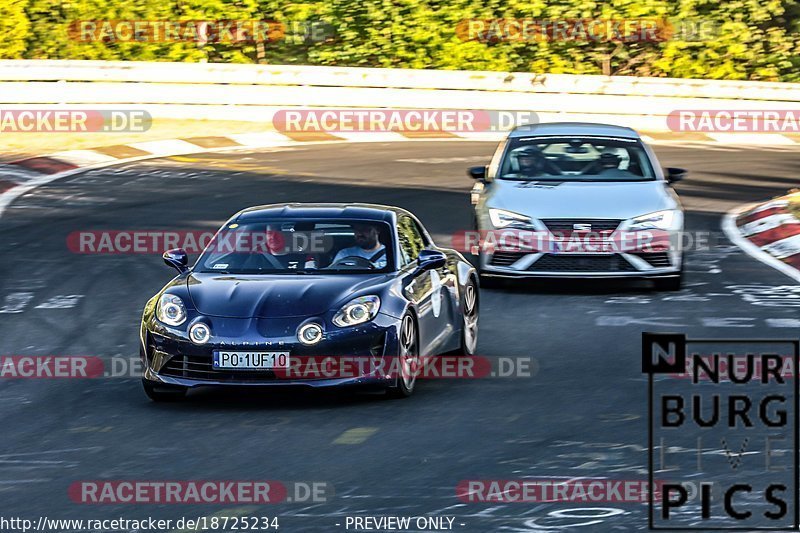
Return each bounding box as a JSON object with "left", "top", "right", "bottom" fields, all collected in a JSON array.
[
  {"left": 212, "top": 351, "right": 290, "bottom": 370},
  {"left": 550, "top": 240, "right": 614, "bottom": 254}
]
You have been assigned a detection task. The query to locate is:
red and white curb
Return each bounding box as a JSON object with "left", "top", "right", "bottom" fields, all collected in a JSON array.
[
  {"left": 0, "top": 130, "right": 539, "bottom": 218},
  {"left": 723, "top": 192, "right": 800, "bottom": 283},
  {"left": 1, "top": 127, "right": 799, "bottom": 231},
  {"left": 0, "top": 132, "right": 333, "bottom": 219}
]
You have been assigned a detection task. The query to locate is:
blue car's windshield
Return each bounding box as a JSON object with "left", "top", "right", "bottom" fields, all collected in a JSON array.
[
  {"left": 500, "top": 136, "right": 656, "bottom": 182},
  {"left": 194, "top": 219, "right": 395, "bottom": 274}
]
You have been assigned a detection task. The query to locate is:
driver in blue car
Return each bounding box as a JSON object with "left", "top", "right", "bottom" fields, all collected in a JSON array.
[
  {"left": 259, "top": 224, "right": 307, "bottom": 269},
  {"left": 331, "top": 223, "right": 387, "bottom": 268}
]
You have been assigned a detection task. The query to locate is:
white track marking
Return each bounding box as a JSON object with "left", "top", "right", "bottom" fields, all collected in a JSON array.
[
  {"left": 331, "top": 131, "right": 408, "bottom": 142},
  {"left": 227, "top": 132, "right": 293, "bottom": 146},
  {"left": 34, "top": 295, "right": 84, "bottom": 309},
  {"left": 0, "top": 292, "right": 34, "bottom": 314},
  {"left": 706, "top": 133, "right": 796, "bottom": 145},
  {"left": 48, "top": 150, "right": 118, "bottom": 166}
]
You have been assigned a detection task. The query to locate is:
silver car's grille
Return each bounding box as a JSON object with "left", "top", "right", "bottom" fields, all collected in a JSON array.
[
  {"left": 629, "top": 252, "right": 672, "bottom": 268},
  {"left": 490, "top": 251, "right": 528, "bottom": 267},
  {"left": 528, "top": 254, "right": 637, "bottom": 272},
  {"left": 541, "top": 219, "right": 622, "bottom": 232}
]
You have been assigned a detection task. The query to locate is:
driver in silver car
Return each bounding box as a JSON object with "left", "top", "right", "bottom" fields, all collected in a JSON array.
[
  {"left": 516, "top": 147, "right": 559, "bottom": 177},
  {"left": 331, "top": 223, "right": 387, "bottom": 268}
]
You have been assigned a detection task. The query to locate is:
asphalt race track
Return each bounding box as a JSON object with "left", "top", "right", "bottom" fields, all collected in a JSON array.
[{"left": 1, "top": 140, "right": 800, "bottom": 531}]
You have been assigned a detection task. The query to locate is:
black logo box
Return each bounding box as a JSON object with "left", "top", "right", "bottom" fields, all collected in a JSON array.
[{"left": 643, "top": 332, "right": 800, "bottom": 531}]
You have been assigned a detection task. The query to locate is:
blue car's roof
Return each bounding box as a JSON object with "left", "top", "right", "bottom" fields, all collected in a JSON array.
[
  {"left": 234, "top": 203, "right": 402, "bottom": 223},
  {"left": 508, "top": 122, "right": 640, "bottom": 139}
]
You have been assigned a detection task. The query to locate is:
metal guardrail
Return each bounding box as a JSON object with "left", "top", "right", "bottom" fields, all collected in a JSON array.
[
  {"left": 1, "top": 60, "right": 799, "bottom": 100},
  {"left": 0, "top": 60, "right": 797, "bottom": 131}
]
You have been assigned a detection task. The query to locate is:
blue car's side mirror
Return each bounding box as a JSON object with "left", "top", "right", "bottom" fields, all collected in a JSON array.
[
  {"left": 414, "top": 249, "right": 447, "bottom": 275},
  {"left": 163, "top": 248, "right": 188, "bottom": 273}
]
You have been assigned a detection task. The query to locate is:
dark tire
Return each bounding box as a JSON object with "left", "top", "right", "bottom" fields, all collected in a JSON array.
[
  {"left": 456, "top": 277, "right": 479, "bottom": 356},
  {"left": 142, "top": 380, "right": 187, "bottom": 402},
  {"left": 387, "top": 314, "right": 418, "bottom": 399}
]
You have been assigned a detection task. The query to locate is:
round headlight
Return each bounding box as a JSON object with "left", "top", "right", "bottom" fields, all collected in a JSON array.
[
  {"left": 347, "top": 304, "right": 368, "bottom": 322},
  {"left": 189, "top": 323, "right": 211, "bottom": 345},
  {"left": 156, "top": 294, "right": 187, "bottom": 326},
  {"left": 298, "top": 323, "right": 323, "bottom": 345},
  {"left": 332, "top": 296, "right": 381, "bottom": 327}
]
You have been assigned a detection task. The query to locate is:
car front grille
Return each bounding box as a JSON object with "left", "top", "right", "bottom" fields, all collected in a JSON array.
[
  {"left": 160, "top": 355, "right": 279, "bottom": 382},
  {"left": 490, "top": 251, "right": 528, "bottom": 267},
  {"left": 629, "top": 252, "right": 672, "bottom": 268},
  {"left": 155, "top": 332, "right": 387, "bottom": 382},
  {"left": 527, "top": 254, "right": 637, "bottom": 272},
  {"left": 541, "top": 219, "right": 622, "bottom": 232}
]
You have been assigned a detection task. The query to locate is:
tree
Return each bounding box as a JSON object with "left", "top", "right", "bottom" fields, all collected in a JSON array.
[{"left": 0, "top": 0, "right": 31, "bottom": 59}]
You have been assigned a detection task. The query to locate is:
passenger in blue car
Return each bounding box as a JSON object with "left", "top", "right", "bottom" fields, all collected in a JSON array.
[{"left": 331, "top": 223, "right": 387, "bottom": 269}]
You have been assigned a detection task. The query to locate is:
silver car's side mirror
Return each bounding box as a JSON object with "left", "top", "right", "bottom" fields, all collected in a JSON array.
[
  {"left": 665, "top": 167, "right": 688, "bottom": 183},
  {"left": 468, "top": 166, "right": 487, "bottom": 181}
]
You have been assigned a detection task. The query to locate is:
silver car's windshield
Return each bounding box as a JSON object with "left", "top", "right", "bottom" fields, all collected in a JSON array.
[{"left": 499, "top": 136, "right": 656, "bottom": 182}]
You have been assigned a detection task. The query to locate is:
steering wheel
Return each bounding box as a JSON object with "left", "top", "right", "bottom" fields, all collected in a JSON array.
[
  {"left": 542, "top": 158, "right": 563, "bottom": 175},
  {"left": 328, "top": 255, "right": 376, "bottom": 269},
  {"left": 579, "top": 160, "right": 602, "bottom": 175}
]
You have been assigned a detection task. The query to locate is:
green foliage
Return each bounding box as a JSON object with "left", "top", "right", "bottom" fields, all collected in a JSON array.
[
  {"left": 0, "top": 0, "right": 31, "bottom": 59},
  {"left": 1, "top": 0, "right": 798, "bottom": 81}
]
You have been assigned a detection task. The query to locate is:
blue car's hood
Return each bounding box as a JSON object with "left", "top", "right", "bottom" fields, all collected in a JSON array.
[{"left": 186, "top": 272, "right": 387, "bottom": 318}]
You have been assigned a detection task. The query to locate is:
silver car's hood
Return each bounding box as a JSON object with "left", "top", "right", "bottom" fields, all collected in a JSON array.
[{"left": 487, "top": 179, "right": 678, "bottom": 220}]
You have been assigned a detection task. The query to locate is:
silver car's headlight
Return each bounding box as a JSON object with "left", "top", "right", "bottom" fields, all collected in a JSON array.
[
  {"left": 156, "top": 294, "right": 187, "bottom": 326},
  {"left": 628, "top": 210, "right": 679, "bottom": 231},
  {"left": 488, "top": 208, "right": 534, "bottom": 229},
  {"left": 332, "top": 296, "right": 380, "bottom": 327}
]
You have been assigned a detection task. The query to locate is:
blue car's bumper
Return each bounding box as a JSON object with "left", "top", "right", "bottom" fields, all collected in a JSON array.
[{"left": 141, "top": 313, "right": 401, "bottom": 389}]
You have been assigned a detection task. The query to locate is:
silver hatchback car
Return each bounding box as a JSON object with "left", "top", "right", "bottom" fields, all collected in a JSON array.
[{"left": 469, "top": 123, "right": 686, "bottom": 290}]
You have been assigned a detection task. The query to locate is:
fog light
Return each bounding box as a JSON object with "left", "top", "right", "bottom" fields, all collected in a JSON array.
[
  {"left": 298, "top": 323, "right": 323, "bottom": 345},
  {"left": 189, "top": 323, "right": 211, "bottom": 345}
]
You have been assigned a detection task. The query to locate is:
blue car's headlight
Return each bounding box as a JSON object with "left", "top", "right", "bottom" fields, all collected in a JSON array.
[
  {"left": 333, "top": 296, "right": 381, "bottom": 327},
  {"left": 156, "top": 294, "right": 187, "bottom": 326},
  {"left": 628, "top": 209, "right": 679, "bottom": 231}
]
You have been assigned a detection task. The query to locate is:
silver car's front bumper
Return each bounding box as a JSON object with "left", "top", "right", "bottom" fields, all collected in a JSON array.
[{"left": 479, "top": 250, "right": 682, "bottom": 279}]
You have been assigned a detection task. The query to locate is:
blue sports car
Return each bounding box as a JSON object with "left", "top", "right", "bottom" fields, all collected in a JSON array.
[{"left": 139, "top": 203, "right": 479, "bottom": 401}]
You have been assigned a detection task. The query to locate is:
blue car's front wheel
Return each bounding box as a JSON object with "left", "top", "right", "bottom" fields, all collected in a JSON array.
[
  {"left": 387, "top": 314, "right": 418, "bottom": 399},
  {"left": 460, "top": 279, "right": 479, "bottom": 355}
]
